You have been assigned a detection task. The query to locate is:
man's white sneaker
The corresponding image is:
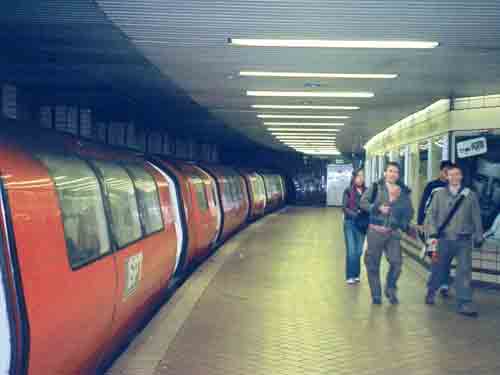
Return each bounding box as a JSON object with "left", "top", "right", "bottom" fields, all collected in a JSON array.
[{"left": 346, "top": 278, "right": 356, "bottom": 285}]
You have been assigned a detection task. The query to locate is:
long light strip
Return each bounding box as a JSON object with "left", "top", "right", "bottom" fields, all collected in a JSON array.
[
  {"left": 293, "top": 147, "right": 339, "bottom": 150},
  {"left": 264, "top": 122, "right": 344, "bottom": 126},
  {"left": 268, "top": 128, "right": 340, "bottom": 132},
  {"left": 294, "top": 147, "right": 339, "bottom": 150},
  {"left": 299, "top": 151, "right": 341, "bottom": 155},
  {"left": 284, "top": 142, "right": 337, "bottom": 146},
  {"left": 229, "top": 38, "right": 439, "bottom": 49},
  {"left": 274, "top": 134, "right": 337, "bottom": 137},
  {"left": 252, "top": 105, "right": 359, "bottom": 110},
  {"left": 258, "top": 114, "right": 350, "bottom": 119},
  {"left": 276, "top": 136, "right": 336, "bottom": 140},
  {"left": 241, "top": 71, "right": 397, "bottom": 79},
  {"left": 292, "top": 147, "right": 338, "bottom": 150},
  {"left": 247, "top": 90, "right": 374, "bottom": 98}
]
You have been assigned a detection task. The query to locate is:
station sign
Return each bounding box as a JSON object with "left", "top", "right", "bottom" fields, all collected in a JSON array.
[{"left": 457, "top": 136, "right": 487, "bottom": 158}]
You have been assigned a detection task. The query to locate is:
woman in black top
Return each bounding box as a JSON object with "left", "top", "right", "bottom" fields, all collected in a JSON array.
[{"left": 342, "top": 169, "right": 367, "bottom": 284}]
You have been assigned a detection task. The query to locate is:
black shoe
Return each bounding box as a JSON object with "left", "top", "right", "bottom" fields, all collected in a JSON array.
[
  {"left": 385, "top": 288, "right": 399, "bottom": 305},
  {"left": 440, "top": 287, "right": 449, "bottom": 298},
  {"left": 372, "top": 297, "right": 382, "bottom": 305},
  {"left": 425, "top": 291, "right": 435, "bottom": 305},
  {"left": 457, "top": 303, "right": 478, "bottom": 317}
]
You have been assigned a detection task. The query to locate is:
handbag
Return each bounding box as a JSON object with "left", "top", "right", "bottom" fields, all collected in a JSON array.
[
  {"left": 354, "top": 182, "right": 378, "bottom": 234},
  {"left": 354, "top": 211, "right": 369, "bottom": 233}
]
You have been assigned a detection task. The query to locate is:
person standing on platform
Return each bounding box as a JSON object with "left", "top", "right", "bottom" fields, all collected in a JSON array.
[
  {"left": 360, "top": 162, "right": 414, "bottom": 305},
  {"left": 417, "top": 160, "right": 453, "bottom": 297},
  {"left": 425, "top": 164, "right": 483, "bottom": 317},
  {"left": 342, "top": 169, "right": 367, "bottom": 285}
]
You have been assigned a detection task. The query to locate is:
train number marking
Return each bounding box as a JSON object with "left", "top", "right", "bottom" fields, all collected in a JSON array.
[{"left": 123, "top": 252, "right": 143, "bottom": 300}]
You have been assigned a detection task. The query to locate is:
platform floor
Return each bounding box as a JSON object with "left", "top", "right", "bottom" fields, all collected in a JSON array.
[{"left": 108, "top": 207, "right": 500, "bottom": 375}]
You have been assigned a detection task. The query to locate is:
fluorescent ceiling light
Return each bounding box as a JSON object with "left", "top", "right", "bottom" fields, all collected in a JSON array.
[
  {"left": 247, "top": 91, "right": 374, "bottom": 98},
  {"left": 268, "top": 128, "right": 340, "bottom": 132},
  {"left": 229, "top": 38, "right": 439, "bottom": 49},
  {"left": 264, "top": 122, "right": 344, "bottom": 126},
  {"left": 276, "top": 136, "right": 336, "bottom": 140},
  {"left": 252, "top": 105, "right": 359, "bottom": 110},
  {"left": 241, "top": 71, "right": 397, "bottom": 79},
  {"left": 299, "top": 151, "right": 341, "bottom": 155},
  {"left": 284, "top": 142, "right": 337, "bottom": 145},
  {"left": 274, "top": 133, "right": 337, "bottom": 137},
  {"left": 258, "top": 114, "right": 350, "bottom": 119}
]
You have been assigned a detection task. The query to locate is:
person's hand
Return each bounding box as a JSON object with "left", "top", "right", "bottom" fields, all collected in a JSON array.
[
  {"left": 379, "top": 204, "right": 391, "bottom": 215},
  {"left": 431, "top": 250, "right": 439, "bottom": 263}
]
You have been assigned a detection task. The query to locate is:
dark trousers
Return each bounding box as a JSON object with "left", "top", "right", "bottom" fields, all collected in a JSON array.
[
  {"left": 364, "top": 229, "right": 402, "bottom": 299},
  {"left": 427, "top": 239, "right": 473, "bottom": 303},
  {"left": 344, "top": 220, "right": 365, "bottom": 279}
]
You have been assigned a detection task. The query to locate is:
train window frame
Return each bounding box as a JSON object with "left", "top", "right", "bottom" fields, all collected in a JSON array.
[
  {"left": 89, "top": 160, "right": 143, "bottom": 249},
  {"left": 34, "top": 153, "right": 112, "bottom": 270},
  {"left": 122, "top": 163, "right": 165, "bottom": 237}
]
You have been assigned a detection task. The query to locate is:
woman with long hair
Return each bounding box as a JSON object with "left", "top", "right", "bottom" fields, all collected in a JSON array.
[{"left": 342, "top": 168, "right": 367, "bottom": 284}]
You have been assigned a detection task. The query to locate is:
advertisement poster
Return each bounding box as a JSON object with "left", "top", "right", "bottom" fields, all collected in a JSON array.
[
  {"left": 455, "top": 134, "right": 500, "bottom": 234},
  {"left": 326, "top": 164, "right": 353, "bottom": 206}
]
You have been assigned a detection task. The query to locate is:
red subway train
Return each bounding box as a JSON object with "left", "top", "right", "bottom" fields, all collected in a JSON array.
[{"left": 0, "top": 127, "right": 286, "bottom": 375}]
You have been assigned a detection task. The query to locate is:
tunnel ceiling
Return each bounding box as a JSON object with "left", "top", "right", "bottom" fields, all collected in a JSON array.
[
  {"left": 3, "top": 2, "right": 500, "bottom": 156},
  {"left": 0, "top": 1, "right": 260, "bottom": 151},
  {"left": 96, "top": 0, "right": 500, "bottom": 154}
]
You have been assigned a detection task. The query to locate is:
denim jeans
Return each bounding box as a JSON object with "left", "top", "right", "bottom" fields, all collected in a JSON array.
[
  {"left": 344, "top": 219, "right": 365, "bottom": 279},
  {"left": 427, "top": 239, "right": 473, "bottom": 304}
]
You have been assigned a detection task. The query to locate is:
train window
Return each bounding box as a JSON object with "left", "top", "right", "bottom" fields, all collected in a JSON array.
[
  {"left": 227, "top": 178, "right": 236, "bottom": 203},
  {"left": 233, "top": 176, "right": 242, "bottom": 200},
  {"left": 193, "top": 179, "right": 209, "bottom": 211},
  {"left": 91, "top": 161, "right": 142, "bottom": 248},
  {"left": 418, "top": 141, "right": 430, "bottom": 199},
  {"left": 124, "top": 164, "right": 164, "bottom": 235},
  {"left": 36, "top": 154, "right": 111, "bottom": 268}
]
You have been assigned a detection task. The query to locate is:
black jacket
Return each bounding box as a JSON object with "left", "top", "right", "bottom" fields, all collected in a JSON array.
[
  {"left": 417, "top": 179, "right": 447, "bottom": 225},
  {"left": 342, "top": 186, "right": 364, "bottom": 221}
]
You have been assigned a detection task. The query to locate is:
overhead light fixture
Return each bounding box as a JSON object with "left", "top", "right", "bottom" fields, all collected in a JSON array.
[
  {"left": 274, "top": 133, "right": 337, "bottom": 137},
  {"left": 268, "top": 128, "right": 339, "bottom": 132},
  {"left": 229, "top": 38, "right": 439, "bottom": 49},
  {"left": 241, "top": 71, "right": 398, "bottom": 79},
  {"left": 247, "top": 91, "right": 374, "bottom": 98},
  {"left": 283, "top": 142, "right": 337, "bottom": 145},
  {"left": 252, "top": 105, "right": 359, "bottom": 110},
  {"left": 298, "top": 150, "right": 341, "bottom": 155},
  {"left": 275, "top": 136, "right": 336, "bottom": 140},
  {"left": 264, "top": 122, "right": 344, "bottom": 126},
  {"left": 258, "top": 114, "right": 350, "bottom": 119},
  {"left": 291, "top": 146, "right": 338, "bottom": 149}
]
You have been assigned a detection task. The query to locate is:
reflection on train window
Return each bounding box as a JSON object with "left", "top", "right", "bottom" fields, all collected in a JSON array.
[
  {"left": 193, "top": 180, "right": 209, "bottom": 211},
  {"left": 36, "top": 153, "right": 111, "bottom": 268},
  {"left": 91, "top": 161, "right": 142, "bottom": 248},
  {"left": 125, "top": 164, "right": 164, "bottom": 235}
]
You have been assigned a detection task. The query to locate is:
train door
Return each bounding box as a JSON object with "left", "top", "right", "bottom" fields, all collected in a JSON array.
[
  {"left": 206, "top": 176, "right": 222, "bottom": 246},
  {"left": 148, "top": 162, "right": 185, "bottom": 275}
]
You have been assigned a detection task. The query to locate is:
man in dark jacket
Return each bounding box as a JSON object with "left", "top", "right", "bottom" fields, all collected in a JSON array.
[
  {"left": 425, "top": 164, "right": 483, "bottom": 317},
  {"left": 360, "top": 162, "right": 414, "bottom": 305},
  {"left": 417, "top": 160, "right": 453, "bottom": 296}
]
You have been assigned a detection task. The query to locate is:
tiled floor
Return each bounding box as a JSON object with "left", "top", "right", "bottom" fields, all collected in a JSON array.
[{"left": 109, "top": 207, "right": 500, "bottom": 375}]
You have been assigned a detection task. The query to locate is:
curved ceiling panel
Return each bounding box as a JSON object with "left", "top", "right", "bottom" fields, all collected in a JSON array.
[{"left": 97, "top": 0, "right": 500, "bottom": 154}]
